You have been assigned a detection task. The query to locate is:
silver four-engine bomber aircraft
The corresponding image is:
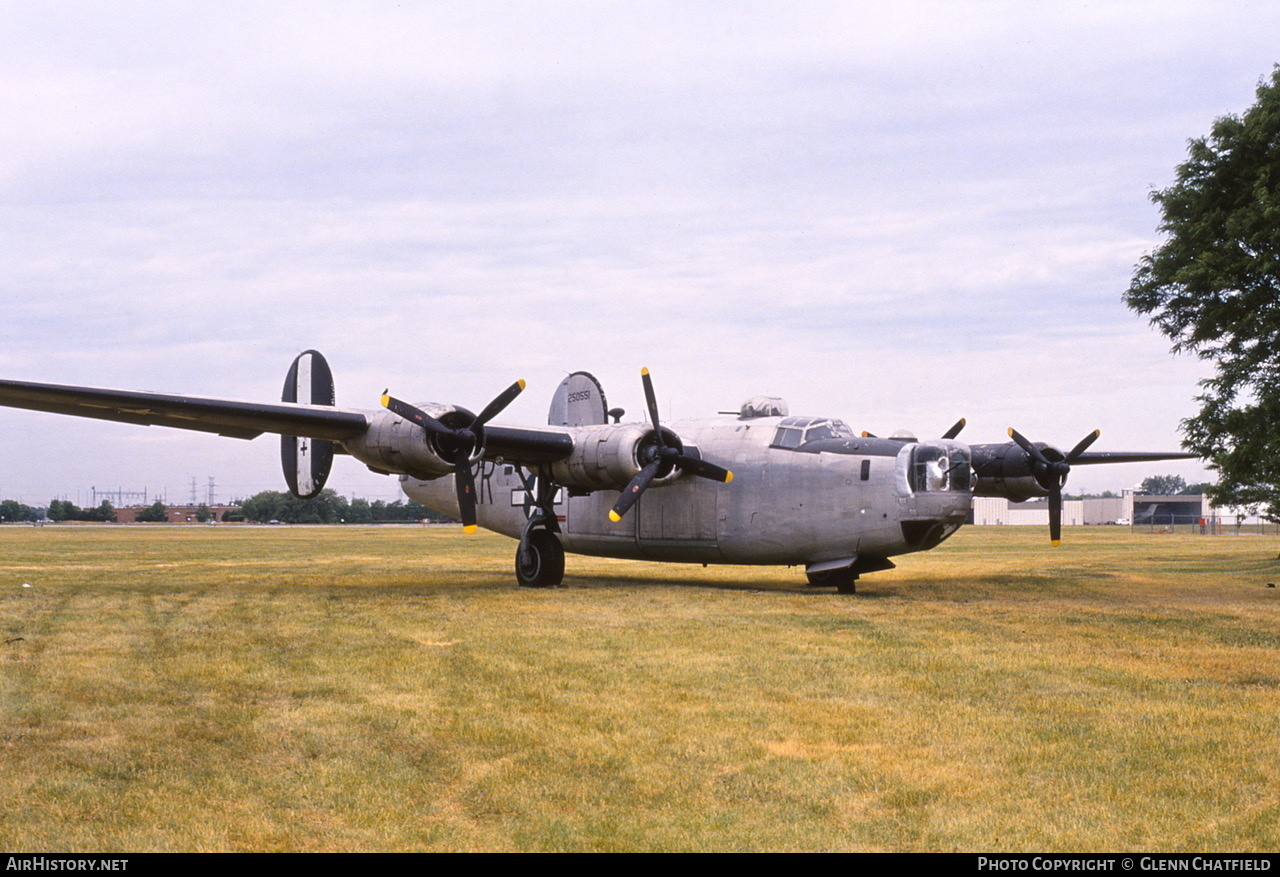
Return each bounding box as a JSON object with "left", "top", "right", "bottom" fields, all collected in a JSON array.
[{"left": 0, "top": 350, "right": 1195, "bottom": 593}]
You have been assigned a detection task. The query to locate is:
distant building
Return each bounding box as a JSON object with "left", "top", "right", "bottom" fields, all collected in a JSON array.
[
  {"left": 113, "top": 504, "right": 240, "bottom": 523},
  {"left": 971, "top": 492, "right": 1214, "bottom": 528},
  {"left": 1131, "top": 494, "right": 1207, "bottom": 526},
  {"left": 970, "top": 497, "right": 1083, "bottom": 526}
]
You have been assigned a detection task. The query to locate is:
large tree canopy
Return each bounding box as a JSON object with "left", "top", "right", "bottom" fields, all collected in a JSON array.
[{"left": 1126, "top": 67, "right": 1280, "bottom": 517}]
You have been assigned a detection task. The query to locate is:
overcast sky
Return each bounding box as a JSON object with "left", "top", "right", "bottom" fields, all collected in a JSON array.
[{"left": 0, "top": 1, "right": 1272, "bottom": 505}]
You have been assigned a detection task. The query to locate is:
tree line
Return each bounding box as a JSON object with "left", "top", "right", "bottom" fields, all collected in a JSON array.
[
  {"left": 0, "top": 499, "right": 118, "bottom": 522},
  {"left": 230, "top": 490, "right": 457, "bottom": 524},
  {"left": 0, "top": 491, "right": 457, "bottom": 524}
]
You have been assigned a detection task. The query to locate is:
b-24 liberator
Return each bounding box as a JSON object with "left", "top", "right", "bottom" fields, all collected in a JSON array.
[{"left": 0, "top": 350, "right": 1195, "bottom": 593}]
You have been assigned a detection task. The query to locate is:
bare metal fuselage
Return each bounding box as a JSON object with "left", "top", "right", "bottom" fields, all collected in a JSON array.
[{"left": 401, "top": 415, "right": 972, "bottom": 569}]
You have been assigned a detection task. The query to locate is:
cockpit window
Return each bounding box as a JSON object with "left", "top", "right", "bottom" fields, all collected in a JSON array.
[
  {"left": 772, "top": 426, "right": 805, "bottom": 449},
  {"left": 771, "top": 417, "right": 855, "bottom": 449}
]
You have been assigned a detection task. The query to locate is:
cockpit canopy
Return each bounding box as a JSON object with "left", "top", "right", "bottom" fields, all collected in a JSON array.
[{"left": 770, "top": 416, "right": 856, "bottom": 450}]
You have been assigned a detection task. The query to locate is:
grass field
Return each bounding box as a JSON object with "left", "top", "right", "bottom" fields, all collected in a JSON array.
[{"left": 2, "top": 523, "right": 1278, "bottom": 852}]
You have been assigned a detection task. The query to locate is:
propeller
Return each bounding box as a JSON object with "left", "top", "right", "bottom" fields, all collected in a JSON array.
[
  {"left": 1006, "top": 427, "right": 1101, "bottom": 546},
  {"left": 381, "top": 379, "right": 526, "bottom": 533},
  {"left": 608, "top": 368, "right": 733, "bottom": 522}
]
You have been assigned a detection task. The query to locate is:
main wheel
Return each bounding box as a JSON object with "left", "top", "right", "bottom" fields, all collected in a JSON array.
[{"left": 515, "top": 529, "right": 565, "bottom": 588}]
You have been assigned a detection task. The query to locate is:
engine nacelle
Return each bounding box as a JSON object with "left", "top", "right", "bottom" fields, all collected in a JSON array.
[
  {"left": 545, "top": 423, "right": 648, "bottom": 490},
  {"left": 343, "top": 402, "right": 464, "bottom": 480},
  {"left": 970, "top": 441, "right": 1060, "bottom": 502},
  {"left": 545, "top": 423, "right": 687, "bottom": 492}
]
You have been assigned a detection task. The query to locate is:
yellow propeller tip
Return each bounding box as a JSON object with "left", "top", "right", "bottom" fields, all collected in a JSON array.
[
  {"left": 517, "top": 379, "right": 526, "bottom": 390},
  {"left": 725, "top": 472, "right": 734, "bottom": 483},
  {"left": 640, "top": 367, "right": 649, "bottom": 376},
  {"left": 608, "top": 511, "right": 622, "bottom": 523},
  {"left": 380, "top": 394, "right": 390, "bottom": 408},
  {"left": 1006, "top": 427, "right": 1015, "bottom": 437},
  {"left": 463, "top": 525, "right": 478, "bottom": 535},
  {"left": 1051, "top": 540, "right": 1061, "bottom": 547}
]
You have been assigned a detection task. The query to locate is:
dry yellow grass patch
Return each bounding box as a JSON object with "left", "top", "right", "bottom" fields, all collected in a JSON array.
[{"left": 1, "top": 523, "right": 1278, "bottom": 851}]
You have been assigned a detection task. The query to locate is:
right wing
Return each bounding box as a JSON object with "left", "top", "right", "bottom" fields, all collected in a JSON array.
[{"left": 0, "top": 379, "right": 371, "bottom": 441}]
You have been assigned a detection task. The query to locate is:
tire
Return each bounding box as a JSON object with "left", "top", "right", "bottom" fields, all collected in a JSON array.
[{"left": 515, "top": 529, "right": 565, "bottom": 588}]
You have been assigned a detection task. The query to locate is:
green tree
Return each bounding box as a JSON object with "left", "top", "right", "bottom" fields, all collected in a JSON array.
[
  {"left": 1126, "top": 67, "right": 1280, "bottom": 518},
  {"left": 47, "top": 499, "right": 79, "bottom": 522},
  {"left": 237, "top": 489, "right": 346, "bottom": 524},
  {"left": 1140, "top": 474, "right": 1188, "bottom": 496},
  {"left": 137, "top": 501, "right": 170, "bottom": 523},
  {"left": 0, "top": 499, "right": 42, "bottom": 522},
  {"left": 345, "top": 497, "right": 373, "bottom": 523}
]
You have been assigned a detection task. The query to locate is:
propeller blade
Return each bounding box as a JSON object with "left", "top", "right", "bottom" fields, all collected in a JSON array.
[
  {"left": 942, "top": 418, "right": 966, "bottom": 440},
  {"left": 1065, "top": 429, "right": 1101, "bottom": 463},
  {"left": 676, "top": 455, "right": 733, "bottom": 483},
  {"left": 640, "top": 368, "right": 663, "bottom": 437},
  {"left": 381, "top": 393, "right": 453, "bottom": 438},
  {"left": 608, "top": 460, "right": 661, "bottom": 522},
  {"left": 473, "top": 379, "right": 526, "bottom": 427},
  {"left": 454, "top": 446, "right": 478, "bottom": 534},
  {"left": 1007, "top": 427, "right": 1052, "bottom": 468},
  {"left": 1049, "top": 485, "right": 1062, "bottom": 546}
]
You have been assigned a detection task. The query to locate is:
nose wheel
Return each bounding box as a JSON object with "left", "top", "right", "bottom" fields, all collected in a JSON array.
[
  {"left": 806, "top": 568, "right": 857, "bottom": 594},
  {"left": 516, "top": 529, "right": 564, "bottom": 588}
]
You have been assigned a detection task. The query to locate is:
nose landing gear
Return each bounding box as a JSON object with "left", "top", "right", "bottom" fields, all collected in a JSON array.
[{"left": 806, "top": 567, "right": 857, "bottom": 594}]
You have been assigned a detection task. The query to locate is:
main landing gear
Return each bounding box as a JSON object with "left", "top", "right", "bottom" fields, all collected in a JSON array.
[
  {"left": 516, "top": 528, "right": 564, "bottom": 588},
  {"left": 515, "top": 473, "right": 564, "bottom": 588}
]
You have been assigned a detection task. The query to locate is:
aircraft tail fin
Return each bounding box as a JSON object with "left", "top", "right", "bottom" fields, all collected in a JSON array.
[
  {"left": 548, "top": 371, "right": 611, "bottom": 426},
  {"left": 280, "top": 349, "right": 336, "bottom": 499}
]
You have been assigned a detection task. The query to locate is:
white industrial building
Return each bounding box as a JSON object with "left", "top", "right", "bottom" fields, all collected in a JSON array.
[
  {"left": 970, "top": 492, "right": 1212, "bottom": 527},
  {"left": 971, "top": 497, "right": 1084, "bottom": 526}
]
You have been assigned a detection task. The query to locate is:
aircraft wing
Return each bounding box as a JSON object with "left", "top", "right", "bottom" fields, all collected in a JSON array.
[
  {"left": 1070, "top": 451, "right": 1199, "bottom": 465},
  {"left": 0, "top": 379, "right": 370, "bottom": 441}
]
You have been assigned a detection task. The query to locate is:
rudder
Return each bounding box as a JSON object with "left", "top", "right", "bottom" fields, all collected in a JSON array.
[
  {"left": 280, "top": 349, "right": 336, "bottom": 499},
  {"left": 548, "top": 371, "right": 610, "bottom": 426}
]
